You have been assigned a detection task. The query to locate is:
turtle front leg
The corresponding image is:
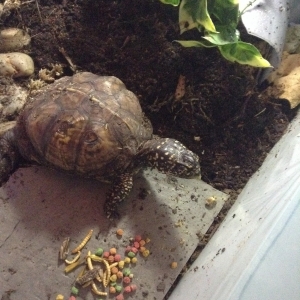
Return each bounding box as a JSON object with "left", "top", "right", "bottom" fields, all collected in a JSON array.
[
  {"left": 0, "top": 129, "right": 20, "bottom": 185},
  {"left": 104, "top": 173, "right": 133, "bottom": 219}
]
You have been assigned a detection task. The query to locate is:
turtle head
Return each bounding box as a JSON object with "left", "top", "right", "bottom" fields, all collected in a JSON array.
[{"left": 138, "top": 138, "right": 200, "bottom": 178}]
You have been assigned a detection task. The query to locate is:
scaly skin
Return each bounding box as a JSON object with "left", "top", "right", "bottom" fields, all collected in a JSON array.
[{"left": 0, "top": 129, "right": 20, "bottom": 185}]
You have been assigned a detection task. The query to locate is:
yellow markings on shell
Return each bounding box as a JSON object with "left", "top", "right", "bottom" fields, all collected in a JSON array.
[
  {"left": 65, "top": 251, "right": 81, "bottom": 264},
  {"left": 71, "top": 229, "right": 93, "bottom": 253}
]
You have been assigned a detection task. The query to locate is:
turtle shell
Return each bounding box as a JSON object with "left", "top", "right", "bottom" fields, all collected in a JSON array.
[{"left": 15, "top": 72, "right": 153, "bottom": 180}]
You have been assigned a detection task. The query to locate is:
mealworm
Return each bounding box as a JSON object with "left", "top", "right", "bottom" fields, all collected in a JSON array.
[
  {"left": 102, "top": 258, "right": 110, "bottom": 287},
  {"left": 59, "top": 237, "right": 70, "bottom": 260},
  {"left": 109, "top": 262, "right": 118, "bottom": 268},
  {"left": 64, "top": 257, "right": 85, "bottom": 273},
  {"left": 71, "top": 229, "right": 93, "bottom": 253},
  {"left": 65, "top": 251, "right": 81, "bottom": 264},
  {"left": 91, "top": 282, "right": 108, "bottom": 296},
  {"left": 87, "top": 251, "right": 93, "bottom": 270}
]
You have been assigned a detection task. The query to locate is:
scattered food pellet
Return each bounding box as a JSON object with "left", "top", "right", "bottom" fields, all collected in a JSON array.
[
  {"left": 71, "top": 286, "right": 79, "bottom": 295},
  {"left": 131, "top": 257, "right": 137, "bottom": 264},
  {"left": 145, "top": 237, "right": 151, "bottom": 243},
  {"left": 68, "top": 296, "right": 76, "bottom": 300},
  {"left": 123, "top": 276, "right": 131, "bottom": 284},
  {"left": 124, "top": 286, "right": 132, "bottom": 293},
  {"left": 124, "top": 257, "right": 131, "bottom": 264},
  {"left": 118, "top": 261, "right": 125, "bottom": 269},
  {"left": 131, "top": 247, "right": 138, "bottom": 254},
  {"left": 134, "top": 235, "right": 142, "bottom": 242},
  {"left": 130, "top": 284, "right": 137, "bottom": 292},
  {"left": 139, "top": 246, "right": 146, "bottom": 253},
  {"left": 139, "top": 240, "right": 146, "bottom": 247},
  {"left": 110, "top": 247, "right": 117, "bottom": 255},
  {"left": 170, "top": 261, "right": 178, "bottom": 269},
  {"left": 111, "top": 266, "right": 119, "bottom": 274},
  {"left": 103, "top": 251, "right": 110, "bottom": 258},
  {"left": 110, "top": 274, "right": 117, "bottom": 282},
  {"left": 116, "top": 228, "right": 124, "bottom": 236},
  {"left": 133, "top": 241, "right": 140, "bottom": 248},
  {"left": 109, "top": 286, "right": 116, "bottom": 294},
  {"left": 123, "top": 268, "right": 131, "bottom": 276},
  {"left": 108, "top": 255, "right": 115, "bottom": 263},
  {"left": 115, "top": 285, "right": 123, "bottom": 293},
  {"left": 127, "top": 251, "right": 135, "bottom": 258},
  {"left": 142, "top": 249, "right": 150, "bottom": 257},
  {"left": 116, "top": 293, "right": 124, "bottom": 300},
  {"left": 95, "top": 248, "right": 104, "bottom": 256},
  {"left": 56, "top": 295, "right": 64, "bottom": 300},
  {"left": 114, "top": 254, "right": 121, "bottom": 262},
  {"left": 117, "top": 271, "right": 123, "bottom": 279}
]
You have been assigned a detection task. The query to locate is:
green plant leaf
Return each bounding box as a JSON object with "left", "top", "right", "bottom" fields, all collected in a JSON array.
[
  {"left": 175, "top": 39, "right": 217, "bottom": 48},
  {"left": 213, "top": 0, "right": 239, "bottom": 28},
  {"left": 159, "top": 0, "right": 180, "bottom": 6},
  {"left": 218, "top": 42, "right": 272, "bottom": 68},
  {"left": 179, "top": 0, "right": 216, "bottom": 34},
  {"left": 203, "top": 27, "right": 239, "bottom": 45}
]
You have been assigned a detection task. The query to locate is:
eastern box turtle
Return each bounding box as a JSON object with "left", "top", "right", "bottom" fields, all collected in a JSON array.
[{"left": 0, "top": 72, "right": 200, "bottom": 218}]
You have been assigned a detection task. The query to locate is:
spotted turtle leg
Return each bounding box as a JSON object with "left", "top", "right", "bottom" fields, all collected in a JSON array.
[
  {"left": 0, "top": 129, "right": 20, "bottom": 185},
  {"left": 103, "top": 173, "right": 133, "bottom": 219}
]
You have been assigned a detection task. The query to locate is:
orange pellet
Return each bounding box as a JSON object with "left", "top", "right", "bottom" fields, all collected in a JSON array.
[
  {"left": 139, "top": 240, "right": 146, "bottom": 247},
  {"left": 109, "top": 286, "right": 116, "bottom": 294},
  {"left": 139, "top": 246, "right": 146, "bottom": 253},
  {"left": 108, "top": 255, "right": 115, "bottom": 263},
  {"left": 110, "top": 247, "right": 117, "bottom": 255},
  {"left": 117, "top": 271, "right": 123, "bottom": 279},
  {"left": 111, "top": 266, "right": 119, "bottom": 274},
  {"left": 170, "top": 261, "right": 178, "bottom": 269},
  {"left": 116, "top": 229, "right": 124, "bottom": 236}
]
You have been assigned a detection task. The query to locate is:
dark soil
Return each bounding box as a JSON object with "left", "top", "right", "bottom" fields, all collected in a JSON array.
[{"left": 1, "top": 0, "right": 298, "bottom": 297}]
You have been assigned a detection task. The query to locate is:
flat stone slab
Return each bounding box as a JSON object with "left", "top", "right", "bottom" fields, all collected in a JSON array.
[{"left": 0, "top": 166, "right": 227, "bottom": 299}]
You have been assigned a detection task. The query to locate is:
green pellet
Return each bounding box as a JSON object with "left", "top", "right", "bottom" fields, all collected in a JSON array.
[
  {"left": 122, "top": 268, "right": 131, "bottom": 276},
  {"left": 71, "top": 286, "right": 79, "bottom": 295},
  {"left": 127, "top": 251, "right": 135, "bottom": 258},
  {"left": 95, "top": 248, "right": 104, "bottom": 256},
  {"left": 115, "top": 285, "right": 123, "bottom": 293}
]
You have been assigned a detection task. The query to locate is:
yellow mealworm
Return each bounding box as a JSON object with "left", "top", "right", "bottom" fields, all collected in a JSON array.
[
  {"left": 91, "top": 282, "right": 108, "bottom": 296},
  {"left": 103, "top": 270, "right": 108, "bottom": 288},
  {"left": 64, "top": 257, "right": 85, "bottom": 273},
  {"left": 87, "top": 251, "right": 93, "bottom": 270},
  {"left": 71, "top": 229, "right": 93, "bottom": 253},
  {"left": 109, "top": 262, "right": 118, "bottom": 268},
  {"left": 102, "top": 259, "right": 111, "bottom": 287},
  {"left": 65, "top": 251, "right": 81, "bottom": 264}
]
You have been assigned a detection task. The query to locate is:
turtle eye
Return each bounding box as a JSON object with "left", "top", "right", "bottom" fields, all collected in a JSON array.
[{"left": 84, "top": 130, "right": 98, "bottom": 144}]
